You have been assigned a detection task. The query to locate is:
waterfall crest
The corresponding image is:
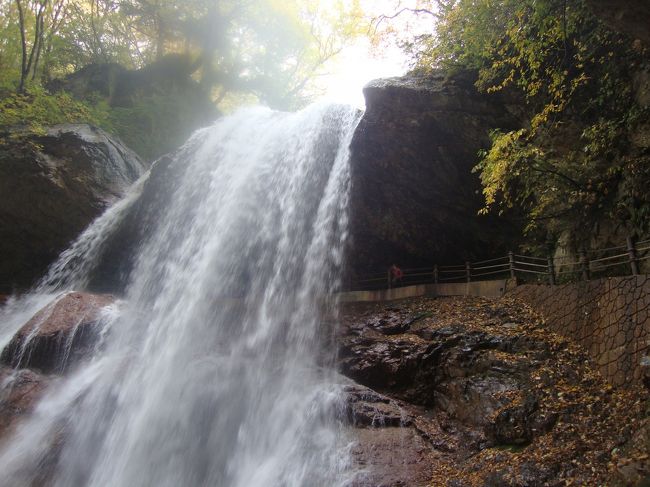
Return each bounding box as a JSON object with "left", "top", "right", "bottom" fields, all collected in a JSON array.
[{"left": 0, "top": 103, "right": 362, "bottom": 487}]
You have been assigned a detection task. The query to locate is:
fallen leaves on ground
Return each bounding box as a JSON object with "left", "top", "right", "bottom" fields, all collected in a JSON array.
[{"left": 341, "top": 296, "right": 649, "bottom": 486}]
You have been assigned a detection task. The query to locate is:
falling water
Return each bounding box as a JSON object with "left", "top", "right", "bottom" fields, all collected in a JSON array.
[{"left": 0, "top": 103, "right": 362, "bottom": 486}]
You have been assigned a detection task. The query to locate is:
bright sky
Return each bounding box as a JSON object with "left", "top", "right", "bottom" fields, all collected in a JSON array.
[
  {"left": 318, "top": 0, "right": 438, "bottom": 108},
  {"left": 321, "top": 38, "right": 408, "bottom": 108}
]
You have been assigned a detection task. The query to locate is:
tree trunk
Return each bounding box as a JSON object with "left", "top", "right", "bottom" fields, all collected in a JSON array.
[{"left": 16, "top": 0, "right": 28, "bottom": 92}]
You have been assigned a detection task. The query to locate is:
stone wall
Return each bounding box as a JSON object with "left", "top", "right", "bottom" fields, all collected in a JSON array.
[
  {"left": 339, "top": 280, "right": 508, "bottom": 303},
  {"left": 509, "top": 276, "right": 650, "bottom": 388}
]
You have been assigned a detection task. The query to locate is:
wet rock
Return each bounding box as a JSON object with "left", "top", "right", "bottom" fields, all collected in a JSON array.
[
  {"left": 350, "top": 426, "right": 434, "bottom": 487},
  {"left": 434, "top": 373, "right": 520, "bottom": 427},
  {"left": 0, "top": 125, "right": 147, "bottom": 292},
  {"left": 1, "top": 292, "right": 114, "bottom": 373},
  {"left": 339, "top": 333, "right": 430, "bottom": 391},
  {"left": 340, "top": 296, "right": 650, "bottom": 486},
  {"left": 339, "top": 314, "right": 538, "bottom": 417},
  {"left": 343, "top": 383, "right": 411, "bottom": 427},
  {"left": 0, "top": 367, "right": 50, "bottom": 442},
  {"left": 341, "top": 380, "right": 437, "bottom": 486}
]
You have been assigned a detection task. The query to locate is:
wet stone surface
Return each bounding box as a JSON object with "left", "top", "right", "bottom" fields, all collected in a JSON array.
[
  {"left": 338, "top": 296, "right": 650, "bottom": 486},
  {"left": 0, "top": 367, "right": 50, "bottom": 443},
  {"left": 1, "top": 292, "right": 114, "bottom": 374}
]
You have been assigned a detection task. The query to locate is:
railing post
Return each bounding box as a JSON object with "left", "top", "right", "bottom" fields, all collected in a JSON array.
[
  {"left": 627, "top": 236, "right": 640, "bottom": 276},
  {"left": 508, "top": 251, "right": 516, "bottom": 280},
  {"left": 580, "top": 249, "right": 590, "bottom": 281},
  {"left": 433, "top": 265, "right": 439, "bottom": 284},
  {"left": 465, "top": 261, "right": 471, "bottom": 283},
  {"left": 387, "top": 269, "right": 392, "bottom": 289},
  {"left": 547, "top": 255, "right": 556, "bottom": 285}
]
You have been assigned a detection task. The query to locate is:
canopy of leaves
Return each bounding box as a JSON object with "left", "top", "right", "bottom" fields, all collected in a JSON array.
[
  {"left": 0, "top": 0, "right": 363, "bottom": 158},
  {"left": 1, "top": 0, "right": 362, "bottom": 104}
]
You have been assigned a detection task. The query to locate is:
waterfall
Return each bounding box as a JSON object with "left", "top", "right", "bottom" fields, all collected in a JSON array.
[{"left": 0, "top": 102, "right": 362, "bottom": 487}]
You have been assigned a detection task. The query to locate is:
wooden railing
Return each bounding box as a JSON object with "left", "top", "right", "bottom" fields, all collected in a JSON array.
[{"left": 351, "top": 237, "right": 650, "bottom": 291}]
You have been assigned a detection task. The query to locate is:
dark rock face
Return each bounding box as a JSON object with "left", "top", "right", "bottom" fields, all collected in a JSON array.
[
  {"left": 83, "top": 149, "right": 186, "bottom": 292},
  {"left": 0, "top": 125, "right": 147, "bottom": 292},
  {"left": 349, "top": 71, "right": 523, "bottom": 276},
  {"left": 343, "top": 383, "right": 412, "bottom": 428},
  {"left": 1, "top": 292, "right": 114, "bottom": 373},
  {"left": 341, "top": 383, "right": 435, "bottom": 487},
  {"left": 587, "top": 0, "right": 650, "bottom": 45}
]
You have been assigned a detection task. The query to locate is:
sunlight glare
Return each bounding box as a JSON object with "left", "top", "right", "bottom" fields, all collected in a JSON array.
[{"left": 321, "top": 38, "right": 407, "bottom": 108}]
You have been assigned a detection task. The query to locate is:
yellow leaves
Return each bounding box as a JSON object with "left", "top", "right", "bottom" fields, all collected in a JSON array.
[{"left": 427, "top": 0, "right": 645, "bottom": 241}]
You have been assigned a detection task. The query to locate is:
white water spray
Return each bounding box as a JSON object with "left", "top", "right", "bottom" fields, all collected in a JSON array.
[{"left": 0, "top": 103, "right": 361, "bottom": 487}]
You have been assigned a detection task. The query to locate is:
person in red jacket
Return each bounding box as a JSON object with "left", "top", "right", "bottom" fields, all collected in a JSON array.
[{"left": 389, "top": 264, "right": 404, "bottom": 287}]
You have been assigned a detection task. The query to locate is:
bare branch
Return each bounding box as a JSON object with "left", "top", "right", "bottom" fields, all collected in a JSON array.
[{"left": 371, "top": 7, "right": 440, "bottom": 35}]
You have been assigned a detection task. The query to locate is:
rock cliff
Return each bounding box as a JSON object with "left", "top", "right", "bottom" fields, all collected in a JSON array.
[
  {"left": 587, "top": 0, "right": 650, "bottom": 45},
  {"left": 348, "top": 71, "right": 523, "bottom": 278},
  {"left": 0, "top": 125, "right": 147, "bottom": 292}
]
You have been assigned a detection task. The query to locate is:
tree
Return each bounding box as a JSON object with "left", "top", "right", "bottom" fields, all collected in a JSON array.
[
  {"left": 1, "top": 0, "right": 363, "bottom": 107},
  {"left": 149, "top": 0, "right": 364, "bottom": 109},
  {"left": 395, "top": 0, "right": 649, "bottom": 247},
  {"left": 15, "top": 0, "right": 68, "bottom": 91}
]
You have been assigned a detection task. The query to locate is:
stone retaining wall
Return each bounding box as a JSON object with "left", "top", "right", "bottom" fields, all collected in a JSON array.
[
  {"left": 339, "top": 280, "right": 508, "bottom": 302},
  {"left": 509, "top": 276, "right": 650, "bottom": 388}
]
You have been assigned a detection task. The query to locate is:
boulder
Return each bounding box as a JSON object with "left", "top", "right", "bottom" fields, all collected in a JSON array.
[
  {"left": 1, "top": 292, "right": 114, "bottom": 373},
  {"left": 348, "top": 70, "right": 523, "bottom": 278},
  {"left": 0, "top": 125, "right": 147, "bottom": 292},
  {"left": 343, "top": 383, "right": 412, "bottom": 428}
]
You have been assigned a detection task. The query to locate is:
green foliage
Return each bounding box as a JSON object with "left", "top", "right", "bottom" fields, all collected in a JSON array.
[
  {"left": 0, "top": 0, "right": 364, "bottom": 166},
  {"left": 0, "top": 0, "right": 363, "bottom": 162},
  {"left": 0, "top": 84, "right": 113, "bottom": 135},
  {"left": 0, "top": 80, "right": 218, "bottom": 161},
  {"left": 418, "top": 0, "right": 650, "bottom": 247},
  {"left": 0, "top": 0, "right": 362, "bottom": 109},
  {"left": 109, "top": 87, "right": 215, "bottom": 161}
]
